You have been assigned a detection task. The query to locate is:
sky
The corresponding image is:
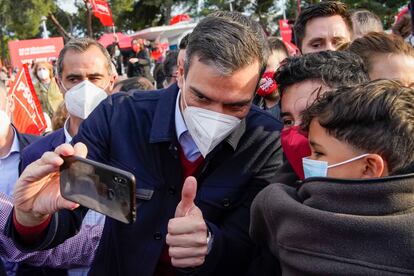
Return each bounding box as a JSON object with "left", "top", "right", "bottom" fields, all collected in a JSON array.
[{"left": 57, "top": 0, "right": 78, "bottom": 14}]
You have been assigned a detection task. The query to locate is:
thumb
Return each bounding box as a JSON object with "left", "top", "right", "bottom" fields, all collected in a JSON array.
[
  {"left": 175, "top": 176, "right": 197, "bottom": 217},
  {"left": 73, "top": 142, "right": 88, "bottom": 158}
]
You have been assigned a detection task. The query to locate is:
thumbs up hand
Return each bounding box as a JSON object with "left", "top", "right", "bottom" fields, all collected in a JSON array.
[{"left": 166, "top": 176, "right": 209, "bottom": 268}]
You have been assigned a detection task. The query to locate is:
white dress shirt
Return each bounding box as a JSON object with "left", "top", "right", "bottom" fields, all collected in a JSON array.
[{"left": 0, "top": 128, "right": 20, "bottom": 197}]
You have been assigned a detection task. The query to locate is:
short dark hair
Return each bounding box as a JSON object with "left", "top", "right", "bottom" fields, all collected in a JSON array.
[
  {"left": 267, "top": 37, "right": 289, "bottom": 57},
  {"left": 115, "top": 77, "right": 154, "bottom": 92},
  {"left": 293, "top": 1, "right": 352, "bottom": 49},
  {"left": 179, "top": 34, "right": 190, "bottom": 50},
  {"left": 350, "top": 9, "right": 383, "bottom": 37},
  {"left": 348, "top": 32, "right": 414, "bottom": 73},
  {"left": 184, "top": 11, "right": 268, "bottom": 77},
  {"left": 163, "top": 50, "right": 179, "bottom": 84},
  {"left": 57, "top": 38, "right": 112, "bottom": 78},
  {"left": 301, "top": 79, "right": 414, "bottom": 174},
  {"left": 275, "top": 50, "right": 369, "bottom": 95}
]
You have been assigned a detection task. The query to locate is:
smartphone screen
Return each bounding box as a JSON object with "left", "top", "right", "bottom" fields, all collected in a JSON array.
[{"left": 60, "top": 156, "right": 136, "bottom": 224}]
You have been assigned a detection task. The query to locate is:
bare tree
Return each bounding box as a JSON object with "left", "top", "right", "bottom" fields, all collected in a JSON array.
[{"left": 83, "top": 0, "right": 93, "bottom": 37}]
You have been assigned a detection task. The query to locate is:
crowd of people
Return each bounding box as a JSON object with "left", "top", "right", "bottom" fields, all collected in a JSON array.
[{"left": 0, "top": 1, "right": 414, "bottom": 275}]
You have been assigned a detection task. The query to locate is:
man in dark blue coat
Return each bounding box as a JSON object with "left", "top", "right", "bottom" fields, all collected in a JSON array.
[{"left": 8, "top": 11, "right": 283, "bottom": 276}]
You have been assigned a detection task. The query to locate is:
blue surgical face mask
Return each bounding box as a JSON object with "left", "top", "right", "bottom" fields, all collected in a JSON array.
[{"left": 302, "top": 154, "right": 370, "bottom": 179}]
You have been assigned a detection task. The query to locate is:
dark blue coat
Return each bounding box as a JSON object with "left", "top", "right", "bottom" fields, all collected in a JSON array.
[
  {"left": 8, "top": 84, "right": 283, "bottom": 276},
  {"left": 21, "top": 128, "right": 65, "bottom": 171}
]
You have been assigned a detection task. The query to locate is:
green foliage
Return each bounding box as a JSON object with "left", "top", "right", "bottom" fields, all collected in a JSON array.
[
  {"left": 341, "top": 0, "right": 408, "bottom": 28},
  {"left": 0, "top": 0, "right": 55, "bottom": 38},
  {"left": 1, "top": 0, "right": 410, "bottom": 40}
]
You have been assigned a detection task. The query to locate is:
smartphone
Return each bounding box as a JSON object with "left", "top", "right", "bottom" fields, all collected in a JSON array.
[{"left": 60, "top": 156, "right": 136, "bottom": 224}]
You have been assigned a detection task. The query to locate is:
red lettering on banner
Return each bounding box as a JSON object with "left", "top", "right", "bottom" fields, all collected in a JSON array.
[{"left": 8, "top": 37, "right": 64, "bottom": 68}]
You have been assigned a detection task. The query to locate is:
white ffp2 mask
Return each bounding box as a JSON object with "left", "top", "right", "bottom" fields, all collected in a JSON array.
[
  {"left": 64, "top": 80, "right": 108, "bottom": 119},
  {"left": 181, "top": 91, "right": 241, "bottom": 157}
]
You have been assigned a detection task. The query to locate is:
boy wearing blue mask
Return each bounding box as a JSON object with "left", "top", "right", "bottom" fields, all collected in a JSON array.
[{"left": 250, "top": 80, "right": 414, "bottom": 275}]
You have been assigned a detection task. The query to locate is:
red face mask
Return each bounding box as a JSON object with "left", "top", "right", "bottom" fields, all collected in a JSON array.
[
  {"left": 132, "top": 44, "right": 140, "bottom": 53},
  {"left": 257, "top": 71, "right": 278, "bottom": 97},
  {"left": 281, "top": 126, "right": 311, "bottom": 180}
]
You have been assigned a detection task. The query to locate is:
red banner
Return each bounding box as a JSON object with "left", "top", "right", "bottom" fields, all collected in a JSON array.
[
  {"left": 89, "top": 0, "right": 114, "bottom": 27},
  {"left": 8, "top": 65, "right": 46, "bottom": 135},
  {"left": 8, "top": 37, "right": 64, "bottom": 68}
]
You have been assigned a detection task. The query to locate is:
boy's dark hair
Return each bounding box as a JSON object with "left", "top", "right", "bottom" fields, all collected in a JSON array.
[
  {"left": 275, "top": 50, "right": 369, "bottom": 96},
  {"left": 293, "top": 1, "right": 352, "bottom": 49},
  {"left": 301, "top": 79, "right": 414, "bottom": 174},
  {"left": 163, "top": 50, "right": 179, "bottom": 84},
  {"left": 268, "top": 37, "right": 289, "bottom": 57},
  {"left": 116, "top": 77, "right": 154, "bottom": 92},
  {"left": 185, "top": 11, "right": 268, "bottom": 77},
  {"left": 349, "top": 32, "right": 414, "bottom": 73},
  {"left": 179, "top": 33, "right": 190, "bottom": 50}
]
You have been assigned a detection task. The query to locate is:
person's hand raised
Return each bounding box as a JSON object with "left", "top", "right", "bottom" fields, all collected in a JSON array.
[
  {"left": 13, "top": 143, "right": 87, "bottom": 226},
  {"left": 166, "top": 176, "right": 209, "bottom": 268}
]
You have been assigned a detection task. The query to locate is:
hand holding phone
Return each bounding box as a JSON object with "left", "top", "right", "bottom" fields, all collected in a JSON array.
[
  {"left": 60, "top": 156, "right": 136, "bottom": 224},
  {"left": 13, "top": 143, "right": 86, "bottom": 227}
]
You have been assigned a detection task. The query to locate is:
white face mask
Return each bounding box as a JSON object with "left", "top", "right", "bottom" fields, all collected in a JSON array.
[
  {"left": 37, "top": 69, "right": 50, "bottom": 81},
  {"left": 181, "top": 89, "right": 241, "bottom": 157},
  {"left": 63, "top": 80, "right": 108, "bottom": 119}
]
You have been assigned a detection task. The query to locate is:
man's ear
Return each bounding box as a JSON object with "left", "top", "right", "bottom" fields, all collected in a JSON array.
[
  {"left": 108, "top": 74, "right": 117, "bottom": 94},
  {"left": 361, "top": 154, "right": 388, "bottom": 178},
  {"left": 177, "top": 65, "right": 185, "bottom": 90}
]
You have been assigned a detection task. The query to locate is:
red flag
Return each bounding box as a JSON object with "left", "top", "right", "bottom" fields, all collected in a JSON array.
[
  {"left": 8, "top": 64, "right": 46, "bottom": 135},
  {"left": 169, "top": 14, "right": 191, "bottom": 25},
  {"left": 279, "top": 19, "right": 293, "bottom": 44},
  {"left": 89, "top": 0, "right": 114, "bottom": 27}
]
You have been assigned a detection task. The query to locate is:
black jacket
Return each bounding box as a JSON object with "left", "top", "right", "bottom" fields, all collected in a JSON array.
[
  {"left": 126, "top": 49, "right": 154, "bottom": 82},
  {"left": 250, "top": 174, "right": 414, "bottom": 275}
]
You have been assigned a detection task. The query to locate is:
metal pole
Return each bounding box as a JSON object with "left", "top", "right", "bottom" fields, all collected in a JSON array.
[
  {"left": 41, "top": 16, "right": 49, "bottom": 39},
  {"left": 228, "top": 0, "right": 234, "bottom": 11},
  {"left": 197, "top": 0, "right": 203, "bottom": 15},
  {"left": 282, "top": 0, "right": 287, "bottom": 20}
]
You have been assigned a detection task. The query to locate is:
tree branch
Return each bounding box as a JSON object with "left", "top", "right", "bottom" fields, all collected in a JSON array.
[
  {"left": 48, "top": 12, "right": 73, "bottom": 42},
  {"left": 84, "top": 0, "right": 93, "bottom": 38}
]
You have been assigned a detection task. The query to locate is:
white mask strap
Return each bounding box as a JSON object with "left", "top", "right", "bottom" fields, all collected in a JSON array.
[{"left": 328, "top": 153, "right": 370, "bottom": 169}]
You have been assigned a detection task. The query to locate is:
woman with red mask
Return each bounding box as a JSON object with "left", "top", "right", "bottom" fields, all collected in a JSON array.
[
  {"left": 254, "top": 37, "right": 289, "bottom": 121},
  {"left": 127, "top": 38, "right": 155, "bottom": 83}
]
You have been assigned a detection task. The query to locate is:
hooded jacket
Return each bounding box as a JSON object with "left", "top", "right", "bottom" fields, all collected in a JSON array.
[{"left": 250, "top": 174, "right": 414, "bottom": 275}]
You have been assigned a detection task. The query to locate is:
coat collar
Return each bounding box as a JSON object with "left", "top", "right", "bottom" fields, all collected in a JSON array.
[
  {"left": 149, "top": 83, "right": 179, "bottom": 144},
  {"left": 50, "top": 128, "right": 66, "bottom": 149},
  {"left": 298, "top": 173, "right": 414, "bottom": 215}
]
